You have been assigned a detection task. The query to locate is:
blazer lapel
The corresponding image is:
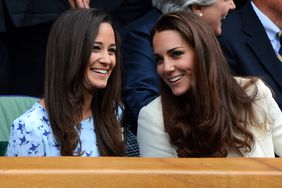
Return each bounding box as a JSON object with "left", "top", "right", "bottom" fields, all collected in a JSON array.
[{"left": 241, "top": 2, "right": 282, "bottom": 89}]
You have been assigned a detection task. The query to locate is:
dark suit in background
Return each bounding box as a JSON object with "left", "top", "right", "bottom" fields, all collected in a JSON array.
[
  {"left": 219, "top": 0, "right": 282, "bottom": 110},
  {"left": 234, "top": 0, "right": 247, "bottom": 9},
  {"left": 0, "top": 0, "right": 69, "bottom": 96},
  {"left": 110, "top": 0, "right": 152, "bottom": 30},
  {"left": 114, "top": 1, "right": 156, "bottom": 156},
  {"left": 121, "top": 8, "right": 161, "bottom": 135}
]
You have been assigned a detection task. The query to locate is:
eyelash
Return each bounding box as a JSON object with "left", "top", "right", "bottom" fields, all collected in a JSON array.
[
  {"left": 108, "top": 48, "right": 116, "bottom": 54},
  {"left": 92, "top": 45, "right": 101, "bottom": 52},
  {"left": 171, "top": 51, "right": 183, "bottom": 58},
  {"left": 92, "top": 46, "right": 116, "bottom": 55},
  {"left": 154, "top": 50, "right": 183, "bottom": 64}
]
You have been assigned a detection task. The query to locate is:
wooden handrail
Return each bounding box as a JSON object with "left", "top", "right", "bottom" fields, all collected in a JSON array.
[{"left": 0, "top": 157, "right": 281, "bottom": 188}]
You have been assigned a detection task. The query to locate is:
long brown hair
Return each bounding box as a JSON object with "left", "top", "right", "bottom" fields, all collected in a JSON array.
[
  {"left": 152, "top": 11, "right": 258, "bottom": 157},
  {"left": 45, "top": 8, "right": 125, "bottom": 156}
]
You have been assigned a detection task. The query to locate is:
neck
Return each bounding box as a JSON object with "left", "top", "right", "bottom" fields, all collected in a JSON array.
[
  {"left": 82, "top": 92, "right": 93, "bottom": 120},
  {"left": 252, "top": 0, "right": 282, "bottom": 29}
]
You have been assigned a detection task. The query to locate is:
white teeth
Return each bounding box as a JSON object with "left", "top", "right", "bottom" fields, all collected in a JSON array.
[
  {"left": 169, "top": 75, "right": 183, "bottom": 83},
  {"left": 93, "top": 69, "right": 107, "bottom": 74}
]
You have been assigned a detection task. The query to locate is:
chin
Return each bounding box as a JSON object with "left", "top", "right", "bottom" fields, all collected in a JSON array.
[
  {"left": 215, "top": 27, "right": 222, "bottom": 36},
  {"left": 93, "top": 82, "right": 108, "bottom": 89},
  {"left": 171, "top": 84, "right": 192, "bottom": 96},
  {"left": 96, "top": 85, "right": 107, "bottom": 89},
  {"left": 172, "top": 89, "right": 187, "bottom": 96}
]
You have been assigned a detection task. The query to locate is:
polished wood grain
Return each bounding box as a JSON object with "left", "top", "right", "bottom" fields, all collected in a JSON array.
[{"left": 0, "top": 157, "right": 281, "bottom": 188}]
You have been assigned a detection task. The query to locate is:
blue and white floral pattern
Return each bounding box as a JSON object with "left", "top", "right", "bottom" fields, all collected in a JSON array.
[{"left": 6, "top": 102, "right": 99, "bottom": 156}]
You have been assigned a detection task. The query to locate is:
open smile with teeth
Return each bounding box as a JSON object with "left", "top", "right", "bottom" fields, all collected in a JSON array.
[
  {"left": 222, "top": 13, "right": 228, "bottom": 20},
  {"left": 169, "top": 75, "right": 183, "bottom": 83},
  {"left": 91, "top": 68, "right": 108, "bottom": 74}
]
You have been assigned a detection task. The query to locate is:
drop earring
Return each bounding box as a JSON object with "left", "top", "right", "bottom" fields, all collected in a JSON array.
[{"left": 199, "top": 12, "right": 203, "bottom": 17}]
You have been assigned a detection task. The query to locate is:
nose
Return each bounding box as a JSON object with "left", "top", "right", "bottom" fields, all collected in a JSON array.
[
  {"left": 163, "top": 59, "right": 175, "bottom": 73},
  {"left": 99, "top": 51, "right": 111, "bottom": 65},
  {"left": 229, "top": 0, "right": 236, "bottom": 11}
]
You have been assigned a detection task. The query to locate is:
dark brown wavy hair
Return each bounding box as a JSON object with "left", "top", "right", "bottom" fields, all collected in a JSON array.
[
  {"left": 45, "top": 8, "right": 125, "bottom": 156},
  {"left": 152, "top": 11, "right": 259, "bottom": 157}
]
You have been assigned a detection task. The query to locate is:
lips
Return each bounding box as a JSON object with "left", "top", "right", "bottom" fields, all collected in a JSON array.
[
  {"left": 168, "top": 74, "right": 183, "bottom": 83},
  {"left": 90, "top": 68, "right": 108, "bottom": 74},
  {"left": 222, "top": 13, "right": 228, "bottom": 20}
]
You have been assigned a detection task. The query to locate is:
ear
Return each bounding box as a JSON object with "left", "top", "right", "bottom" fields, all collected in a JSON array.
[
  {"left": 191, "top": 4, "right": 202, "bottom": 13},
  {"left": 190, "top": 4, "right": 203, "bottom": 17}
]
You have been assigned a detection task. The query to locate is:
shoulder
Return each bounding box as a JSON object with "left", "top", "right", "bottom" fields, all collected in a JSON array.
[
  {"left": 138, "top": 96, "right": 177, "bottom": 157},
  {"left": 7, "top": 103, "right": 52, "bottom": 156},
  {"left": 138, "top": 96, "right": 163, "bottom": 130},
  {"left": 234, "top": 77, "right": 272, "bottom": 99},
  {"left": 139, "top": 96, "right": 162, "bottom": 117},
  {"left": 235, "top": 77, "right": 281, "bottom": 127},
  {"left": 12, "top": 102, "right": 49, "bottom": 132},
  {"left": 253, "top": 79, "right": 273, "bottom": 99},
  {"left": 138, "top": 96, "right": 164, "bottom": 137}
]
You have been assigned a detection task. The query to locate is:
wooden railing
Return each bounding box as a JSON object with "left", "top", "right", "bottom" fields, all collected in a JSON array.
[{"left": 0, "top": 157, "right": 281, "bottom": 188}]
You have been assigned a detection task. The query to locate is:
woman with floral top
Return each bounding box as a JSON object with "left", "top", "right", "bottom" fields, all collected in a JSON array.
[{"left": 6, "top": 8, "right": 125, "bottom": 156}]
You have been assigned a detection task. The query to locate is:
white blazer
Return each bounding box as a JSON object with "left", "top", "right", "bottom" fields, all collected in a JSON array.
[{"left": 137, "top": 78, "right": 282, "bottom": 157}]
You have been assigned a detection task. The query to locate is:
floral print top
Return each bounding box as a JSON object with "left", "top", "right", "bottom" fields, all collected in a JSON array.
[{"left": 6, "top": 102, "right": 99, "bottom": 156}]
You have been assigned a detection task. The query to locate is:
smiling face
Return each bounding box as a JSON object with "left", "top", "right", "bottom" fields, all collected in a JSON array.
[
  {"left": 85, "top": 22, "right": 116, "bottom": 90},
  {"left": 153, "top": 30, "right": 195, "bottom": 96},
  {"left": 199, "top": 0, "right": 236, "bottom": 36}
]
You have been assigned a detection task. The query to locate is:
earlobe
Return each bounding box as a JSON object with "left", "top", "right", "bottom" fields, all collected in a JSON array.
[{"left": 191, "top": 4, "right": 203, "bottom": 17}]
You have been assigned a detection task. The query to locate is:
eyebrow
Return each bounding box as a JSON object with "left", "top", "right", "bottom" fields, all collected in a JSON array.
[
  {"left": 167, "top": 47, "right": 181, "bottom": 54},
  {"left": 94, "top": 41, "right": 116, "bottom": 47},
  {"left": 94, "top": 42, "right": 102, "bottom": 45},
  {"left": 154, "top": 47, "right": 182, "bottom": 56}
]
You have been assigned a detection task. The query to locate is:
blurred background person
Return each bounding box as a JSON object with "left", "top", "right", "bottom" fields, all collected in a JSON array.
[
  {"left": 219, "top": 0, "right": 282, "bottom": 111},
  {"left": 0, "top": 0, "right": 69, "bottom": 96}
]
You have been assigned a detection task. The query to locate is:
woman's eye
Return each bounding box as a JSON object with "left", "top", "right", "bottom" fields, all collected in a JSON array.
[
  {"left": 171, "top": 51, "right": 183, "bottom": 58},
  {"left": 92, "top": 45, "right": 101, "bottom": 52},
  {"left": 108, "top": 47, "right": 116, "bottom": 55}
]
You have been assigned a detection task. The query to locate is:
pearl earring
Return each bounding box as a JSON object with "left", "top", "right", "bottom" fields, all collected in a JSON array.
[{"left": 199, "top": 13, "right": 203, "bottom": 17}]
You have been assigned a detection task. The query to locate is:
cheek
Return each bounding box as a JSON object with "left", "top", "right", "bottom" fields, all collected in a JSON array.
[
  {"left": 111, "top": 56, "right": 117, "bottom": 68},
  {"left": 202, "top": 16, "right": 216, "bottom": 30},
  {"left": 212, "top": 13, "right": 221, "bottom": 24},
  {"left": 89, "top": 52, "right": 99, "bottom": 62},
  {"left": 156, "top": 65, "right": 163, "bottom": 77},
  {"left": 209, "top": 16, "right": 221, "bottom": 32},
  {"left": 224, "top": 3, "right": 231, "bottom": 12}
]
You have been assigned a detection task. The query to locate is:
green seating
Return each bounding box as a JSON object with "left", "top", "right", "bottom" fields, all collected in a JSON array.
[{"left": 0, "top": 96, "right": 38, "bottom": 156}]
